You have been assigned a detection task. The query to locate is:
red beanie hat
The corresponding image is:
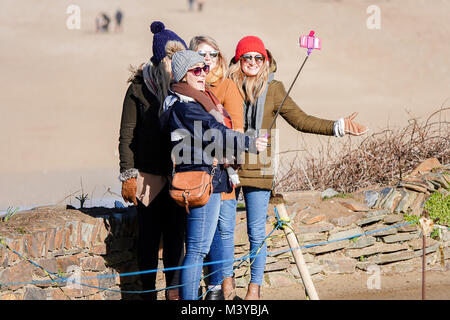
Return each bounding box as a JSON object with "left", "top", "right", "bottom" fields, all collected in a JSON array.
[{"left": 234, "top": 36, "right": 269, "bottom": 63}]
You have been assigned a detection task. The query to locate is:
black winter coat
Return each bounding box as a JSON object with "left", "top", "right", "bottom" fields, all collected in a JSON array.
[{"left": 118, "top": 73, "right": 172, "bottom": 176}]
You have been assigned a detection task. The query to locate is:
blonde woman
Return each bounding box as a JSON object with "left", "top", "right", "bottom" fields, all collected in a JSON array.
[
  {"left": 118, "top": 21, "right": 187, "bottom": 300},
  {"left": 189, "top": 35, "right": 243, "bottom": 300},
  {"left": 228, "top": 35, "right": 368, "bottom": 299}
]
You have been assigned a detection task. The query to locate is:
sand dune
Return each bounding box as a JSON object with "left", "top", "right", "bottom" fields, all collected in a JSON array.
[{"left": 1, "top": 0, "right": 449, "bottom": 210}]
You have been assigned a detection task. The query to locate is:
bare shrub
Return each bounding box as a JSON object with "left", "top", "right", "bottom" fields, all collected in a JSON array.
[{"left": 274, "top": 108, "right": 450, "bottom": 193}]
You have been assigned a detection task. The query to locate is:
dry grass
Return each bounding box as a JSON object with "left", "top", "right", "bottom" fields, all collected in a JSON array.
[{"left": 274, "top": 107, "right": 450, "bottom": 193}]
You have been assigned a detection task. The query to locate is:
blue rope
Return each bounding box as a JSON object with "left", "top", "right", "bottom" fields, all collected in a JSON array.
[{"left": 0, "top": 220, "right": 415, "bottom": 293}]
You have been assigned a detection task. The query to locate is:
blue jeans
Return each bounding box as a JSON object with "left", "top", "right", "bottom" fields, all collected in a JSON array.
[
  {"left": 180, "top": 193, "right": 221, "bottom": 300},
  {"left": 207, "top": 198, "right": 237, "bottom": 285},
  {"left": 241, "top": 186, "right": 271, "bottom": 286}
]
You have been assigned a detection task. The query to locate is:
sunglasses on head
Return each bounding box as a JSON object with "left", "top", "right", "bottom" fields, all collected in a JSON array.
[
  {"left": 197, "top": 50, "right": 219, "bottom": 58},
  {"left": 240, "top": 54, "right": 265, "bottom": 63},
  {"left": 188, "top": 64, "right": 210, "bottom": 76}
]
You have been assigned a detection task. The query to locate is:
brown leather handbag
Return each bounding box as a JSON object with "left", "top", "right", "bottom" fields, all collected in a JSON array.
[{"left": 169, "top": 166, "right": 216, "bottom": 213}]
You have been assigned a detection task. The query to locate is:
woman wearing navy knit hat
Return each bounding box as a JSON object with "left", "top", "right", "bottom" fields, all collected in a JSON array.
[
  {"left": 118, "top": 21, "right": 187, "bottom": 300},
  {"left": 228, "top": 36, "right": 368, "bottom": 299}
]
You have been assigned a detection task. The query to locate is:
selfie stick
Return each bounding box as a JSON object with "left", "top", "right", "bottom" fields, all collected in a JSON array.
[{"left": 265, "top": 30, "right": 321, "bottom": 137}]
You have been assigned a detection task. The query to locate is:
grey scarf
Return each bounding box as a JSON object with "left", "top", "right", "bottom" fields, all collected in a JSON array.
[{"left": 244, "top": 73, "right": 274, "bottom": 137}]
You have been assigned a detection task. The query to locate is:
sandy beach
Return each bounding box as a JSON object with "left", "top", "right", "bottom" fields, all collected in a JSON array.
[{"left": 1, "top": 0, "right": 449, "bottom": 211}]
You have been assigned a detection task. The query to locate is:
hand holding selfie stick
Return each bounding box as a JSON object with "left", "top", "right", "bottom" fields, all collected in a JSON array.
[{"left": 264, "top": 30, "right": 321, "bottom": 138}]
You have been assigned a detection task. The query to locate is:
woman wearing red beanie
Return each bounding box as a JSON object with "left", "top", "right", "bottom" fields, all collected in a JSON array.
[{"left": 228, "top": 35, "right": 367, "bottom": 300}]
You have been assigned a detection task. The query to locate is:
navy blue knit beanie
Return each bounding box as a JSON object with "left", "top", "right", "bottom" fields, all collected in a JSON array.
[{"left": 150, "top": 21, "right": 187, "bottom": 65}]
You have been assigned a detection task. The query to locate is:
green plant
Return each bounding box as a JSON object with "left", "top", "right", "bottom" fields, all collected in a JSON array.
[
  {"left": 424, "top": 192, "right": 450, "bottom": 226},
  {"left": 403, "top": 213, "right": 420, "bottom": 226},
  {"left": 15, "top": 227, "right": 27, "bottom": 235},
  {"left": 351, "top": 236, "right": 359, "bottom": 244},
  {"left": 359, "top": 255, "right": 366, "bottom": 262},
  {"left": 430, "top": 228, "right": 440, "bottom": 240},
  {"left": 1, "top": 206, "right": 19, "bottom": 223}
]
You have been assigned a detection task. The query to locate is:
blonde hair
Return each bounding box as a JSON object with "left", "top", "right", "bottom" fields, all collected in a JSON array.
[
  {"left": 189, "top": 35, "right": 228, "bottom": 83},
  {"left": 128, "top": 40, "right": 185, "bottom": 114},
  {"left": 228, "top": 58, "right": 270, "bottom": 105}
]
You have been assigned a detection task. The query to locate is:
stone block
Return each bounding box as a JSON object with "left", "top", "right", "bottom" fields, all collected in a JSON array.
[
  {"left": 381, "top": 190, "right": 403, "bottom": 212},
  {"left": 339, "top": 201, "right": 369, "bottom": 212},
  {"left": 234, "top": 222, "right": 248, "bottom": 246},
  {"left": 369, "top": 250, "right": 416, "bottom": 265},
  {"left": 288, "top": 263, "right": 323, "bottom": 278},
  {"left": 264, "top": 271, "right": 296, "bottom": 288},
  {"left": 0, "top": 260, "right": 33, "bottom": 290},
  {"left": 297, "top": 232, "right": 328, "bottom": 243},
  {"left": 348, "top": 236, "right": 376, "bottom": 249},
  {"left": 383, "top": 214, "right": 404, "bottom": 224},
  {"left": 328, "top": 227, "right": 364, "bottom": 242},
  {"left": 91, "top": 244, "right": 107, "bottom": 256},
  {"left": 346, "top": 242, "right": 408, "bottom": 258},
  {"left": 297, "top": 223, "right": 334, "bottom": 234},
  {"left": 24, "top": 231, "right": 47, "bottom": 258},
  {"left": 33, "top": 258, "right": 59, "bottom": 278},
  {"left": 394, "top": 190, "right": 417, "bottom": 214},
  {"left": 374, "top": 187, "right": 394, "bottom": 208},
  {"left": 65, "top": 221, "right": 80, "bottom": 249},
  {"left": 412, "top": 242, "right": 441, "bottom": 256},
  {"left": 80, "top": 256, "right": 107, "bottom": 272},
  {"left": 307, "top": 240, "right": 349, "bottom": 255},
  {"left": 365, "top": 209, "right": 390, "bottom": 218},
  {"left": 408, "top": 192, "right": 425, "bottom": 216},
  {"left": 80, "top": 223, "right": 95, "bottom": 248},
  {"left": 364, "top": 190, "right": 379, "bottom": 208},
  {"left": 398, "top": 224, "right": 418, "bottom": 233},
  {"left": 288, "top": 252, "right": 315, "bottom": 264},
  {"left": 330, "top": 215, "right": 359, "bottom": 227},
  {"left": 319, "top": 257, "right": 356, "bottom": 274},
  {"left": 364, "top": 223, "right": 398, "bottom": 237},
  {"left": 410, "top": 158, "right": 441, "bottom": 176},
  {"left": 383, "top": 232, "right": 418, "bottom": 243},
  {"left": 0, "top": 292, "right": 24, "bottom": 300},
  {"left": 23, "top": 286, "right": 47, "bottom": 300},
  {"left": 45, "top": 228, "right": 57, "bottom": 254},
  {"left": 46, "top": 287, "right": 70, "bottom": 300},
  {"left": 264, "top": 260, "right": 290, "bottom": 272},
  {"left": 356, "top": 215, "right": 385, "bottom": 226},
  {"left": 56, "top": 255, "right": 81, "bottom": 274},
  {"left": 302, "top": 214, "right": 325, "bottom": 225}
]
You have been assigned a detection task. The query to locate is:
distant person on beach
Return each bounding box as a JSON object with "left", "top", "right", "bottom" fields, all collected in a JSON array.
[
  {"left": 114, "top": 9, "right": 123, "bottom": 32},
  {"left": 188, "top": 0, "right": 195, "bottom": 11},
  {"left": 95, "top": 12, "right": 110, "bottom": 33},
  {"left": 227, "top": 35, "right": 368, "bottom": 300},
  {"left": 197, "top": 0, "right": 205, "bottom": 11},
  {"left": 118, "top": 21, "right": 187, "bottom": 300}
]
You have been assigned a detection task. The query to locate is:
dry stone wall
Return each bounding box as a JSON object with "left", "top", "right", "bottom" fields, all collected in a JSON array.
[
  {"left": 0, "top": 206, "right": 142, "bottom": 300},
  {"left": 231, "top": 162, "right": 450, "bottom": 290},
  {"left": 0, "top": 160, "right": 448, "bottom": 299}
]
